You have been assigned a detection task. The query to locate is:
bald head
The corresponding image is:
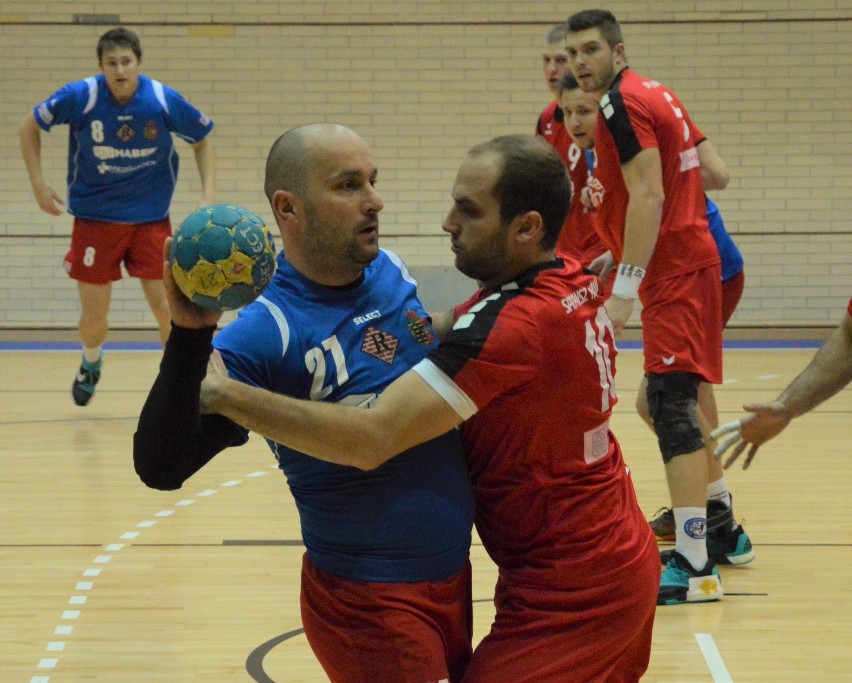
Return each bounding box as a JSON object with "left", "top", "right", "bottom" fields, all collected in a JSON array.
[{"left": 264, "top": 123, "right": 364, "bottom": 201}]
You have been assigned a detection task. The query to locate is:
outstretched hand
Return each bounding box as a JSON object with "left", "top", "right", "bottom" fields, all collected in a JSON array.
[
  {"left": 162, "top": 237, "right": 222, "bottom": 330},
  {"left": 710, "top": 401, "right": 793, "bottom": 469}
]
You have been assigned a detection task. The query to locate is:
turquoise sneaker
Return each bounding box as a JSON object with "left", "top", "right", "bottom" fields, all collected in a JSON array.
[
  {"left": 707, "top": 498, "right": 755, "bottom": 565},
  {"left": 72, "top": 355, "right": 102, "bottom": 406},
  {"left": 658, "top": 551, "right": 722, "bottom": 605}
]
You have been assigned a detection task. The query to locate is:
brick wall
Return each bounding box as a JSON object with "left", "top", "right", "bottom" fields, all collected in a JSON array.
[{"left": 1, "top": 1, "right": 850, "bottom": 329}]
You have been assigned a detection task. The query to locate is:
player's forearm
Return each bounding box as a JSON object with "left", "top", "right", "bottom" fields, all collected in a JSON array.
[
  {"left": 19, "top": 115, "right": 46, "bottom": 189},
  {"left": 776, "top": 316, "right": 852, "bottom": 419},
  {"left": 133, "top": 325, "right": 239, "bottom": 489},
  {"left": 204, "top": 369, "right": 460, "bottom": 471},
  {"left": 204, "top": 377, "right": 397, "bottom": 470},
  {"left": 697, "top": 139, "right": 731, "bottom": 191},
  {"left": 192, "top": 138, "right": 216, "bottom": 203},
  {"left": 621, "top": 192, "right": 662, "bottom": 270}
]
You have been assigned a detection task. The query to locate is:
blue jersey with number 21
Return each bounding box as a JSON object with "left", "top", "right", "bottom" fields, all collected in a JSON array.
[{"left": 213, "top": 249, "right": 475, "bottom": 583}]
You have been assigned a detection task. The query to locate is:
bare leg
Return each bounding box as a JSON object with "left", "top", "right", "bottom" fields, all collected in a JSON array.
[
  {"left": 699, "top": 382, "right": 725, "bottom": 484},
  {"left": 77, "top": 282, "right": 112, "bottom": 348},
  {"left": 140, "top": 278, "right": 171, "bottom": 347}
]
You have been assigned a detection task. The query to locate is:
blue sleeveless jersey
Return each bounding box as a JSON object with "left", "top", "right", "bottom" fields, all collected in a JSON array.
[
  {"left": 33, "top": 74, "right": 214, "bottom": 223},
  {"left": 213, "top": 249, "right": 475, "bottom": 582}
]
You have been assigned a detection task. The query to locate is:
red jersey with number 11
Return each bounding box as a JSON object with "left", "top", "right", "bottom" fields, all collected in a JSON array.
[{"left": 415, "top": 258, "right": 655, "bottom": 590}]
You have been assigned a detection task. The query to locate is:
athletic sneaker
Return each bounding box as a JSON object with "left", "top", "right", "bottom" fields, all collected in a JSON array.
[
  {"left": 706, "top": 498, "right": 755, "bottom": 565},
  {"left": 658, "top": 551, "right": 723, "bottom": 606},
  {"left": 72, "top": 355, "right": 102, "bottom": 406},
  {"left": 649, "top": 507, "right": 675, "bottom": 541}
]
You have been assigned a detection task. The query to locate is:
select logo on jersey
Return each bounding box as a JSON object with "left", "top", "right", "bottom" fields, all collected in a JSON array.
[
  {"left": 353, "top": 309, "right": 381, "bottom": 325},
  {"left": 662, "top": 355, "right": 675, "bottom": 366},
  {"left": 143, "top": 121, "right": 159, "bottom": 140},
  {"left": 684, "top": 517, "right": 707, "bottom": 540},
  {"left": 405, "top": 310, "right": 435, "bottom": 346},
  {"left": 115, "top": 124, "right": 135, "bottom": 142},
  {"left": 361, "top": 327, "right": 399, "bottom": 365}
]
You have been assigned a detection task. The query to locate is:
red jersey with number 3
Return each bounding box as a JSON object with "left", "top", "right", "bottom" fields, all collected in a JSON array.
[
  {"left": 592, "top": 68, "right": 719, "bottom": 285},
  {"left": 415, "top": 259, "right": 654, "bottom": 590}
]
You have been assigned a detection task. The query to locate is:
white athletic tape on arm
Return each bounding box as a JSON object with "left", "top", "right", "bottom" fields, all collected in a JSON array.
[{"left": 611, "top": 263, "right": 646, "bottom": 299}]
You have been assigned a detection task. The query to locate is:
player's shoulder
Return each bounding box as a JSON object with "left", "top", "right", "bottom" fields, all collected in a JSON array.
[
  {"left": 51, "top": 75, "right": 101, "bottom": 102},
  {"left": 538, "top": 100, "right": 560, "bottom": 120},
  {"left": 371, "top": 248, "right": 418, "bottom": 288}
]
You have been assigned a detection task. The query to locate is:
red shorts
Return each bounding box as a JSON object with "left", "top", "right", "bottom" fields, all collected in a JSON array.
[
  {"left": 640, "top": 265, "right": 724, "bottom": 383},
  {"left": 64, "top": 217, "right": 172, "bottom": 284},
  {"left": 721, "top": 270, "right": 745, "bottom": 327},
  {"left": 300, "top": 555, "right": 473, "bottom": 683},
  {"left": 462, "top": 539, "right": 659, "bottom": 682}
]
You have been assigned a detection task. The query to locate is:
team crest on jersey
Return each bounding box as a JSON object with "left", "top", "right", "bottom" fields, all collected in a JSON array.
[
  {"left": 143, "top": 121, "right": 159, "bottom": 140},
  {"left": 584, "top": 176, "right": 605, "bottom": 209},
  {"left": 405, "top": 310, "right": 435, "bottom": 346},
  {"left": 116, "top": 124, "right": 135, "bottom": 142},
  {"left": 361, "top": 327, "right": 399, "bottom": 365}
]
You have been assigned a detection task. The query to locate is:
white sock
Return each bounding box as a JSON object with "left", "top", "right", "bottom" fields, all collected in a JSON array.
[
  {"left": 674, "top": 507, "right": 709, "bottom": 570},
  {"left": 83, "top": 346, "right": 102, "bottom": 364},
  {"left": 706, "top": 477, "right": 731, "bottom": 507}
]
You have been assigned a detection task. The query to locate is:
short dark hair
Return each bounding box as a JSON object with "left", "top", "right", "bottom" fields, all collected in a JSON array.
[
  {"left": 566, "top": 9, "right": 624, "bottom": 48},
  {"left": 468, "top": 135, "right": 571, "bottom": 250},
  {"left": 97, "top": 27, "right": 142, "bottom": 61},
  {"left": 264, "top": 126, "right": 311, "bottom": 201},
  {"left": 555, "top": 72, "right": 581, "bottom": 97},
  {"left": 546, "top": 23, "right": 568, "bottom": 44}
]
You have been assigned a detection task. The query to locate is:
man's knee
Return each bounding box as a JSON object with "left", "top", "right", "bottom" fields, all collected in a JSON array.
[{"left": 646, "top": 372, "right": 704, "bottom": 462}]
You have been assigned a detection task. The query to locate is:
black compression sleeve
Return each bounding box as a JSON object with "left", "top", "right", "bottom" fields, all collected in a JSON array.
[{"left": 133, "top": 324, "right": 247, "bottom": 490}]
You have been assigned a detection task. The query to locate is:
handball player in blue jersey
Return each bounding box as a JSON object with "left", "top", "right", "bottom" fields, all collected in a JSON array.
[
  {"left": 189, "top": 134, "right": 660, "bottom": 682},
  {"left": 134, "top": 124, "right": 475, "bottom": 682},
  {"left": 20, "top": 27, "right": 215, "bottom": 406}
]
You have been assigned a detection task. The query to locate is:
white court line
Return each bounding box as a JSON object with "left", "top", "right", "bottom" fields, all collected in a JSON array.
[
  {"left": 32, "top": 467, "right": 274, "bottom": 680},
  {"left": 695, "top": 633, "right": 733, "bottom": 683}
]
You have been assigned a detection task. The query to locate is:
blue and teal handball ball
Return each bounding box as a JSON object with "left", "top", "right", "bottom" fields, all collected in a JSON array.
[{"left": 169, "top": 204, "right": 276, "bottom": 311}]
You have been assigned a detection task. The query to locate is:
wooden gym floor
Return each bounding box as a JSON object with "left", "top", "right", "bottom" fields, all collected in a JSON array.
[{"left": 1, "top": 342, "right": 850, "bottom": 682}]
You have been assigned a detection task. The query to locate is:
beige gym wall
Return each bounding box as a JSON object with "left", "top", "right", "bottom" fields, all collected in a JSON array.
[{"left": 1, "top": 1, "right": 850, "bottom": 331}]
